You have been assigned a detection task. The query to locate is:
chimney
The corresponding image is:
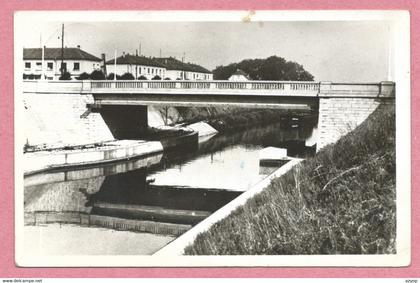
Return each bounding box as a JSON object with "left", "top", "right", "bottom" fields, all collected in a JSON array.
[{"left": 77, "top": 45, "right": 80, "bottom": 49}]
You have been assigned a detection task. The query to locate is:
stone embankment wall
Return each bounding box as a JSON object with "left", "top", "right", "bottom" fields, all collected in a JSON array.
[
  {"left": 317, "top": 97, "right": 380, "bottom": 150},
  {"left": 23, "top": 92, "right": 114, "bottom": 148},
  {"left": 316, "top": 81, "right": 394, "bottom": 151},
  {"left": 23, "top": 93, "right": 173, "bottom": 149}
]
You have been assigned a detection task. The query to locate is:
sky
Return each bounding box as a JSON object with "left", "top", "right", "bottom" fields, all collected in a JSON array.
[{"left": 20, "top": 20, "right": 393, "bottom": 82}]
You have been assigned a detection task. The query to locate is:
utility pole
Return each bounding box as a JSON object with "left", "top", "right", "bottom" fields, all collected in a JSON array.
[
  {"left": 60, "top": 23, "right": 64, "bottom": 76},
  {"left": 139, "top": 42, "right": 142, "bottom": 56},
  {"left": 159, "top": 48, "right": 162, "bottom": 58},
  {"left": 182, "top": 52, "right": 185, "bottom": 80},
  {"left": 40, "top": 34, "right": 45, "bottom": 80},
  {"left": 135, "top": 49, "right": 138, "bottom": 79},
  {"left": 387, "top": 26, "right": 393, "bottom": 81},
  {"left": 114, "top": 49, "right": 117, "bottom": 81}
]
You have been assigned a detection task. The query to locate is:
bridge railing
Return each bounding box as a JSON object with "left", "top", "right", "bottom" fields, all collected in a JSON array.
[
  {"left": 319, "top": 82, "right": 395, "bottom": 97},
  {"left": 89, "top": 80, "right": 321, "bottom": 93},
  {"left": 22, "top": 80, "right": 394, "bottom": 98}
]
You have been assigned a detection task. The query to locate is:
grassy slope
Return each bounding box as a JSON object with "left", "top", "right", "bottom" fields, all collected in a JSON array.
[
  {"left": 184, "top": 102, "right": 396, "bottom": 255},
  {"left": 156, "top": 106, "right": 313, "bottom": 131}
]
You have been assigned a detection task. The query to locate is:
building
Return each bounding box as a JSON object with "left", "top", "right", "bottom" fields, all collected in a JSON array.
[
  {"left": 228, "top": 69, "right": 249, "bottom": 81},
  {"left": 23, "top": 47, "right": 102, "bottom": 80},
  {"left": 105, "top": 54, "right": 166, "bottom": 80},
  {"left": 154, "top": 57, "right": 213, "bottom": 80}
]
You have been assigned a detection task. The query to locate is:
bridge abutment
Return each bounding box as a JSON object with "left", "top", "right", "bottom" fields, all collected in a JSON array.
[
  {"left": 23, "top": 92, "right": 113, "bottom": 148},
  {"left": 99, "top": 105, "right": 149, "bottom": 139},
  {"left": 316, "top": 81, "right": 395, "bottom": 151}
]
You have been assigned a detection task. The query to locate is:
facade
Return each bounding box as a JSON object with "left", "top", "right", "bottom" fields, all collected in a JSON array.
[
  {"left": 105, "top": 54, "right": 166, "bottom": 80},
  {"left": 154, "top": 57, "right": 213, "bottom": 80},
  {"left": 228, "top": 69, "right": 249, "bottom": 81},
  {"left": 23, "top": 47, "right": 102, "bottom": 80}
]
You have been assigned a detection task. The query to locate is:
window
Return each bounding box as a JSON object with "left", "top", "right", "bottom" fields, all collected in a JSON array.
[
  {"left": 73, "top": 62, "right": 80, "bottom": 71},
  {"left": 36, "top": 62, "right": 42, "bottom": 71},
  {"left": 60, "top": 62, "right": 67, "bottom": 72},
  {"left": 152, "top": 69, "right": 154, "bottom": 74},
  {"left": 25, "top": 62, "right": 31, "bottom": 70},
  {"left": 47, "top": 62, "right": 53, "bottom": 71}
]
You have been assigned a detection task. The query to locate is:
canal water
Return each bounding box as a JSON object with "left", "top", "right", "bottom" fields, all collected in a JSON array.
[{"left": 23, "top": 116, "right": 317, "bottom": 256}]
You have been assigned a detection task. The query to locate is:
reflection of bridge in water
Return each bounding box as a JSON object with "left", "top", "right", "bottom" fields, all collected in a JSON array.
[
  {"left": 24, "top": 157, "right": 241, "bottom": 236},
  {"left": 24, "top": 121, "right": 318, "bottom": 235}
]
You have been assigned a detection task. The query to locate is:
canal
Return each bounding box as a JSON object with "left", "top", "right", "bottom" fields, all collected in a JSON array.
[{"left": 23, "top": 116, "right": 318, "bottom": 256}]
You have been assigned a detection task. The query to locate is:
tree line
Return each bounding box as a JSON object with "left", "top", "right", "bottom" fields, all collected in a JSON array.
[{"left": 212, "top": 55, "right": 314, "bottom": 81}]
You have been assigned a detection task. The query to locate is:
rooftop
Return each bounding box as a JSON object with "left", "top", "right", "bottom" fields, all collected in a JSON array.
[
  {"left": 23, "top": 47, "right": 101, "bottom": 62},
  {"left": 154, "top": 57, "right": 212, "bottom": 74},
  {"left": 232, "top": 69, "right": 249, "bottom": 77},
  {"left": 105, "top": 54, "right": 166, "bottom": 68}
]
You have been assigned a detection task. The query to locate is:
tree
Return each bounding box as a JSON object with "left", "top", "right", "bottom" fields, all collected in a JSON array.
[
  {"left": 138, "top": 75, "right": 147, "bottom": 80},
  {"left": 107, "top": 73, "right": 117, "bottom": 80},
  {"left": 59, "top": 71, "right": 71, "bottom": 80},
  {"left": 164, "top": 77, "right": 171, "bottom": 80},
  {"left": 90, "top": 70, "right": 106, "bottom": 80},
  {"left": 119, "top": 72, "right": 135, "bottom": 80},
  {"left": 152, "top": 75, "right": 161, "bottom": 80},
  {"left": 77, "top": 72, "right": 90, "bottom": 80},
  {"left": 213, "top": 56, "right": 314, "bottom": 81}
]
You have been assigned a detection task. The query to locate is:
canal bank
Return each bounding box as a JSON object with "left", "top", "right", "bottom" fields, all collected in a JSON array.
[
  {"left": 23, "top": 106, "right": 311, "bottom": 175},
  {"left": 23, "top": 125, "right": 202, "bottom": 175},
  {"left": 182, "top": 102, "right": 396, "bottom": 255},
  {"left": 23, "top": 118, "right": 317, "bottom": 256}
]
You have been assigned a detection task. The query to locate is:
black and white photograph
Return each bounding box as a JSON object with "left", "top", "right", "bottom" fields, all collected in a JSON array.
[{"left": 14, "top": 11, "right": 410, "bottom": 267}]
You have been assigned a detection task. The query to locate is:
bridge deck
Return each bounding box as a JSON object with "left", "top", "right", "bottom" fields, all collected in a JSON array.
[{"left": 22, "top": 80, "right": 394, "bottom": 109}]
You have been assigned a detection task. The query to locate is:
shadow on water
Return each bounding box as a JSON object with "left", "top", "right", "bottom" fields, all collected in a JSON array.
[
  {"left": 24, "top": 116, "right": 317, "bottom": 236},
  {"left": 158, "top": 115, "right": 317, "bottom": 170}
]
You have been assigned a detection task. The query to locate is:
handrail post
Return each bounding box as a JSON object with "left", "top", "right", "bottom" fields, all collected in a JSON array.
[
  {"left": 81, "top": 80, "right": 91, "bottom": 92},
  {"left": 379, "top": 81, "right": 395, "bottom": 98}
]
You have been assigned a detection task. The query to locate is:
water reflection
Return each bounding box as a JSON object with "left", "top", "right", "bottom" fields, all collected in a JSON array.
[
  {"left": 150, "top": 116, "right": 317, "bottom": 190},
  {"left": 24, "top": 117, "right": 317, "bottom": 239}
]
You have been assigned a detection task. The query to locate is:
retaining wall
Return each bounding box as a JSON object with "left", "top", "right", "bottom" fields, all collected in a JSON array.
[
  {"left": 317, "top": 97, "right": 380, "bottom": 150},
  {"left": 23, "top": 92, "right": 113, "bottom": 148}
]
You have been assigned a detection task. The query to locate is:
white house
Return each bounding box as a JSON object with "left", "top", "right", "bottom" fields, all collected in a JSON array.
[
  {"left": 154, "top": 57, "right": 213, "bottom": 80},
  {"left": 23, "top": 47, "right": 102, "bottom": 80},
  {"left": 105, "top": 54, "right": 166, "bottom": 80},
  {"left": 228, "top": 69, "right": 249, "bottom": 81}
]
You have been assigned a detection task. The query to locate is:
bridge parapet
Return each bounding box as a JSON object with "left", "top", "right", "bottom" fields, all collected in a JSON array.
[
  {"left": 87, "top": 80, "right": 321, "bottom": 96},
  {"left": 319, "top": 81, "right": 395, "bottom": 98},
  {"left": 22, "top": 80, "right": 394, "bottom": 99}
]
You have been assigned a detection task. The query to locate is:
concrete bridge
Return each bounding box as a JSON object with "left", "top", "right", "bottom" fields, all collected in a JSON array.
[{"left": 22, "top": 80, "right": 395, "bottom": 150}]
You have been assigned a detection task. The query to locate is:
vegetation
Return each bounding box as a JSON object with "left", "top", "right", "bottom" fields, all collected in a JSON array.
[
  {"left": 58, "top": 71, "right": 71, "bottom": 80},
  {"left": 23, "top": 74, "right": 41, "bottom": 80},
  {"left": 90, "top": 70, "right": 106, "bottom": 80},
  {"left": 106, "top": 73, "right": 118, "bottom": 80},
  {"left": 184, "top": 103, "right": 396, "bottom": 255},
  {"left": 76, "top": 72, "right": 90, "bottom": 80},
  {"left": 213, "top": 56, "right": 314, "bottom": 81},
  {"left": 120, "top": 72, "right": 135, "bottom": 80},
  {"left": 159, "top": 105, "right": 313, "bottom": 131}
]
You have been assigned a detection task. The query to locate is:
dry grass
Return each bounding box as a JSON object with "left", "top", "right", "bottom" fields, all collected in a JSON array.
[{"left": 184, "top": 102, "right": 396, "bottom": 255}]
